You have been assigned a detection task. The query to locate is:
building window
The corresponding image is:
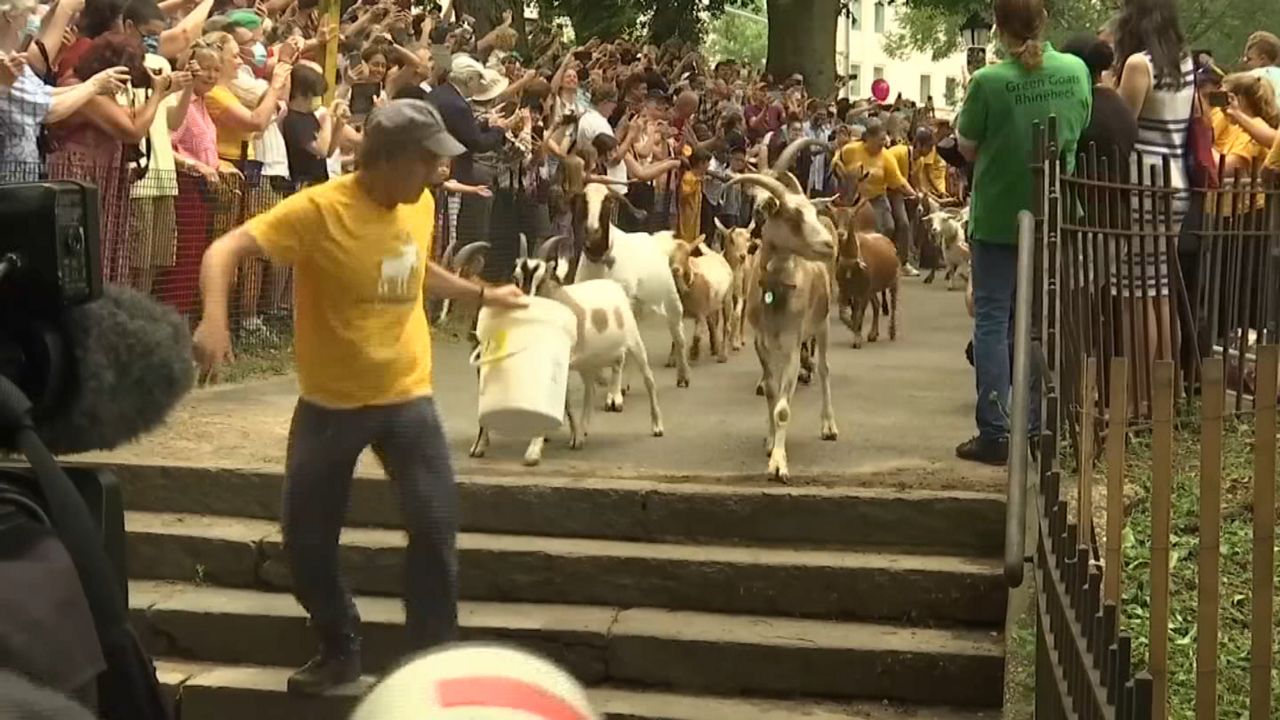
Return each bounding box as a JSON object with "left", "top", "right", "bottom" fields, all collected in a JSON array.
[
  {"left": 873, "top": 66, "right": 885, "bottom": 82},
  {"left": 873, "top": 2, "right": 885, "bottom": 33},
  {"left": 850, "top": 0, "right": 862, "bottom": 30},
  {"left": 945, "top": 76, "right": 960, "bottom": 106},
  {"left": 849, "top": 65, "right": 862, "bottom": 97},
  {"left": 919, "top": 75, "right": 931, "bottom": 105}
]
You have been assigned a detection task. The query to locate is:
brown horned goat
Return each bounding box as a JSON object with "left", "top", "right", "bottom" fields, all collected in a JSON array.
[
  {"left": 834, "top": 209, "right": 899, "bottom": 348},
  {"left": 732, "top": 137, "right": 840, "bottom": 482}
]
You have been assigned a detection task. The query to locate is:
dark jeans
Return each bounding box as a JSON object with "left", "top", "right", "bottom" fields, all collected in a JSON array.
[
  {"left": 971, "top": 241, "right": 1041, "bottom": 441},
  {"left": 282, "top": 396, "right": 458, "bottom": 653}
]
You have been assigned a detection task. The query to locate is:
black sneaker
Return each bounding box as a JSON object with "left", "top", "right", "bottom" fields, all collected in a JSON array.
[
  {"left": 287, "top": 643, "right": 362, "bottom": 696},
  {"left": 956, "top": 436, "right": 1009, "bottom": 466}
]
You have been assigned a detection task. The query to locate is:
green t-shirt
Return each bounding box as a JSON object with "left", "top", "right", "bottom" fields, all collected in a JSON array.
[{"left": 956, "top": 45, "right": 1092, "bottom": 244}]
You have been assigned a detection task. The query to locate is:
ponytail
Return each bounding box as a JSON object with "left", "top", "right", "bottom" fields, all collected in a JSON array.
[{"left": 1008, "top": 38, "right": 1045, "bottom": 70}]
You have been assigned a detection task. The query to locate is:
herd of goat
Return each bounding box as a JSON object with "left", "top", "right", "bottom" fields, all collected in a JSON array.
[{"left": 441, "top": 138, "right": 972, "bottom": 481}]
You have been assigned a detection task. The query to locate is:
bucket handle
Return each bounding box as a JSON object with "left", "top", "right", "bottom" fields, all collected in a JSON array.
[{"left": 469, "top": 344, "right": 529, "bottom": 367}]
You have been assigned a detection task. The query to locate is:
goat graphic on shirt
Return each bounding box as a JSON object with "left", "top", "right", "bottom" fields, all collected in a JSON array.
[{"left": 378, "top": 238, "right": 419, "bottom": 299}]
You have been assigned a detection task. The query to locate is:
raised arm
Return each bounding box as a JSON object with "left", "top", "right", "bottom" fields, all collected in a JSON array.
[{"left": 159, "top": 0, "right": 215, "bottom": 60}]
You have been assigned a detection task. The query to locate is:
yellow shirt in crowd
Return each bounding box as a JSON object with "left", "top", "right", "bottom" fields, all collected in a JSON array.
[
  {"left": 205, "top": 84, "right": 257, "bottom": 162},
  {"left": 912, "top": 147, "right": 949, "bottom": 197},
  {"left": 1211, "top": 116, "right": 1270, "bottom": 215},
  {"left": 1267, "top": 133, "right": 1280, "bottom": 170},
  {"left": 246, "top": 175, "right": 436, "bottom": 409},
  {"left": 677, "top": 171, "right": 704, "bottom": 242},
  {"left": 885, "top": 144, "right": 911, "bottom": 181},
  {"left": 832, "top": 141, "right": 909, "bottom": 200}
]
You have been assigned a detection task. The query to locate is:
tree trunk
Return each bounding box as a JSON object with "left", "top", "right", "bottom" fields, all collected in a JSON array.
[
  {"left": 453, "top": 0, "right": 530, "bottom": 53},
  {"left": 648, "top": 0, "right": 702, "bottom": 44},
  {"left": 765, "top": 0, "right": 840, "bottom": 97}
]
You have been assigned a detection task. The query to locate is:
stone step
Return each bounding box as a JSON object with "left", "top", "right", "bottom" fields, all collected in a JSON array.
[
  {"left": 130, "top": 581, "right": 1004, "bottom": 708},
  {"left": 155, "top": 660, "right": 1000, "bottom": 720},
  {"left": 105, "top": 463, "right": 1006, "bottom": 556},
  {"left": 125, "top": 512, "right": 1005, "bottom": 626}
]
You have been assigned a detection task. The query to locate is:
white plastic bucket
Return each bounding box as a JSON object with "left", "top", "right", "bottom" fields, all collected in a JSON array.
[{"left": 471, "top": 296, "right": 578, "bottom": 437}]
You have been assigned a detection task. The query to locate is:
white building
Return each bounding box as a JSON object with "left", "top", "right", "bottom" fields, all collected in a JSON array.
[{"left": 835, "top": 0, "right": 967, "bottom": 111}]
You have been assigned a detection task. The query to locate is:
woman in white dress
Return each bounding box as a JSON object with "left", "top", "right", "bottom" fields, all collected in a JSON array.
[{"left": 1113, "top": 0, "right": 1195, "bottom": 413}]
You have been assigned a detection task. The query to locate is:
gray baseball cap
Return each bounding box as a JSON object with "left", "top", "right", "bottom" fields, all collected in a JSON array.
[{"left": 363, "top": 99, "right": 467, "bottom": 161}]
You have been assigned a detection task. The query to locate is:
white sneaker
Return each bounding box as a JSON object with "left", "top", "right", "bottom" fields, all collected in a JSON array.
[{"left": 902, "top": 263, "right": 921, "bottom": 277}]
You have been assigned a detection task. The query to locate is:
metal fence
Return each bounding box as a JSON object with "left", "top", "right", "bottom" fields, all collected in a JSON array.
[{"left": 1021, "top": 117, "right": 1279, "bottom": 720}]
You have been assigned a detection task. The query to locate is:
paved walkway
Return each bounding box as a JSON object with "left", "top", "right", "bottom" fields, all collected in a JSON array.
[{"left": 85, "top": 281, "right": 1002, "bottom": 491}]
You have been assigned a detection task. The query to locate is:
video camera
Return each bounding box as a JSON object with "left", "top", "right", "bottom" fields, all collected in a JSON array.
[{"left": 0, "top": 179, "right": 173, "bottom": 720}]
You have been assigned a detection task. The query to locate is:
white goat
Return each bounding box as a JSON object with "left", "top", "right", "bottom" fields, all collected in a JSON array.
[
  {"left": 669, "top": 235, "right": 735, "bottom": 364},
  {"left": 572, "top": 183, "right": 691, "bottom": 392},
  {"left": 734, "top": 138, "right": 840, "bottom": 482},
  {"left": 922, "top": 207, "right": 971, "bottom": 291},
  {"left": 469, "top": 236, "right": 664, "bottom": 466},
  {"left": 713, "top": 218, "right": 756, "bottom": 351}
]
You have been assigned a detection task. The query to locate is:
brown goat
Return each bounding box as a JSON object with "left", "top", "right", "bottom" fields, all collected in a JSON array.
[{"left": 835, "top": 216, "right": 899, "bottom": 348}]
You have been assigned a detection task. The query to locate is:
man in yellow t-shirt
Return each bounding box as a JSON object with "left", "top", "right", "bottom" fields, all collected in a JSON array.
[
  {"left": 831, "top": 119, "right": 918, "bottom": 271},
  {"left": 192, "top": 100, "right": 526, "bottom": 696}
]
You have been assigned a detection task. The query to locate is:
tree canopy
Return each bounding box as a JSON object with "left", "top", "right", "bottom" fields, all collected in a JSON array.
[{"left": 885, "top": 0, "right": 1257, "bottom": 69}]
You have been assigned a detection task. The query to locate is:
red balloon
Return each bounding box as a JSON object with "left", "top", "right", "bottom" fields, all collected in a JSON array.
[{"left": 871, "top": 78, "right": 891, "bottom": 102}]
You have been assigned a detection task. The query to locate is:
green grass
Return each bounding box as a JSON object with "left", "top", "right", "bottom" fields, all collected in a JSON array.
[
  {"left": 1102, "top": 408, "right": 1279, "bottom": 719},
  {"left": 217, "top": 331, "right": 295, "bottom": 384},
  {"left": 1004, "top": 594, "right": 1037, "bottom": 720}
]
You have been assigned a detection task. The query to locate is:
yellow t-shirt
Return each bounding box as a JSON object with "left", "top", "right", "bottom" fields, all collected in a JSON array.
[
  {"left": 833, "top": 141, "right": 909, "bottom": 199},
  {"left": 1214, "top": 121, "right": 1270, "bottom": 214},
  {"left": 886, "top": 144, "right": 911, "bottom": 181},
  {"left": 912, "top": 148, "right": 949, "bottom": 196},
  {"left": 246, "top": 175, "right": 436, "bottom": 408},
  {"left": 1210, "top": 107, "right": 1231, "bottom": 154},
  {"left": 677, "top": 171, "right": 703, "bottom": 242},
  {"left": 205, "top": 84, "right": 256, "bottom": 162},
  {"left": 1267, "top": 132, "right": 1280, "bottom": 171}
]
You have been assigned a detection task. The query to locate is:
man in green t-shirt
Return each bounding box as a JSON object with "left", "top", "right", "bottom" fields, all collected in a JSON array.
[{"left": 954, "top": 42, "right": 1091, "bottom": 465}]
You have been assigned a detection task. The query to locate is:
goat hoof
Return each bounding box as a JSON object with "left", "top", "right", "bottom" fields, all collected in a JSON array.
[
  {"left": 605, "top": 395, "right": 624, "bottom": 412},
  {"left": 522, "top": 454, "right": 542, "bottom": 467},
  {"left": 652, "top": 425, "right": 664, "bottom": 437},
  {"left": 468, "top": 444, "right": 486, "bottom": 458},
  {"left": 570, "top": 435, "right": 586, "bottom": 450},
  {"left": 716, "top": 355, "right": 728, "bottom": 364},
  {"left": 664, "top": 358, "right": 677, "bottom": 368},
  {"left": 755, "top": 382, "right": 765, "bottom": 396},
  {"left": 677, "top": 377, "right": 690, "bottom": 389},
  {"left": 767, "top": 460, "right": 790, "bottom": 483},
  {"left": 798, "top": 372, "right": 812, "bottom": 385},
  {"left": 821, "top": 426, "right": 839, "bottom": 442},
  {"left": 868, "top": 335, "right": 879, "bottom": 344}
]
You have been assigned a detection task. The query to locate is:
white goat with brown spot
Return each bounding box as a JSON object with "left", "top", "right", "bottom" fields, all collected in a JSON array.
[
  {"left": 469, "top": 236, "right": 664, "bottom": 466},
  {"left": 734, "top": 138, "right": 840, "bottom": 481},
  {"left": 572, "top": 183, "right": 691, "bottom": 390}
]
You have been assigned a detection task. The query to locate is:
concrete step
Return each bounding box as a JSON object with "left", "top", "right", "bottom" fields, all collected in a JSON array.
[
  {"left": 106, "top": 463, "right": 1006, "bottom": 556},
  {"left": 154, "top": 660, "right": 1000, "bottom": 720},
  {"left": 130, "top": 581, "right": 1004, "bottom": 708},
  {"left": 125, "top": 512, "right": 1005, "bottom": 626}
]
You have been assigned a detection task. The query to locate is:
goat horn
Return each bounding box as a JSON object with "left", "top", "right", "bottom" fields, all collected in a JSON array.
[
  {"left": 537, "top": 235, "right": 571, "bottom": 260},
  {"left": 727, "top": 173, "right": 791, "bottom": 203},
  {"left": 771, "top": 137, "right": 826, "bottom": 176},
  {"left": 778, "top": 171, "right": 805, "bottom": 195},
  {"left": 517, "top": 233, "right": 529, "bottom": 261},
  {"left": 452, "top": 241, "right": 491, "bottom": 271}
]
